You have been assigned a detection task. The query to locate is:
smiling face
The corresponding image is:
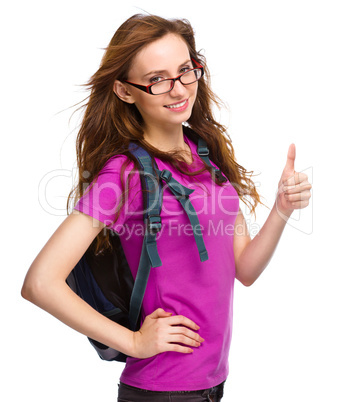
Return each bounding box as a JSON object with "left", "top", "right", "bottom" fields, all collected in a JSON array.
[{"left": 114, "top": 33, "right": 198, "bottom": 136}]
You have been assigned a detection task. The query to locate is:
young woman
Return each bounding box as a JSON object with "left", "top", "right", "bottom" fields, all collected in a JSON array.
[{"left": 21, "top": 14, "right": 312, "bottom": 401}]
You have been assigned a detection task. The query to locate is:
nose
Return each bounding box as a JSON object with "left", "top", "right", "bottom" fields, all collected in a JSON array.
[{"left": 169, "top": 79, "right": 186, "bottom": 97}]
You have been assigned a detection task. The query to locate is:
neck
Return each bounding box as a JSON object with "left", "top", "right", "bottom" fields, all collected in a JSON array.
[
  {"left": 142, "top": 124, "right": 193, "bottom": 165},
  {"left": 143, "top": 125, "right": 187, "bottom": 152}
]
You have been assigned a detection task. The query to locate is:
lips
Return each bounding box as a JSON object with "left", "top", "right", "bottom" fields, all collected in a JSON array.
[{"left": 164, "top": 99, "right": 189, "bottom": 112}]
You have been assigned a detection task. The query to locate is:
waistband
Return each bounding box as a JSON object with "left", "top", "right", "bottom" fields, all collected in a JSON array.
[{"left": 119, "top": 380, "right": 225, "bottom": 396}]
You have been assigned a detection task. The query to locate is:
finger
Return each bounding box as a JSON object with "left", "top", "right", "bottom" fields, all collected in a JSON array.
[
  {"left": 168, "top": 326, "right": 205, "bottom": 343},
  {"left": 165, "top": 343, "right": 194, "bottom": 354},
  {"left": 284, "top": 180, "right": 312, "bottom": 194},
  {"left": 166, "top": 315, "right": 200, "bottom": 330},
  {"left": 168, "top": 334, "right": 203, "bottom": 348},
  {"left": 284, "top": 190, "right": 312, "bottom": 202},
  {"left": 148, "top": 308, "right": 172, "bottom": 319},
  {"left": 288, "top": 199, "right": 311, "bottom": 209},
  {"left": 283, "top": 143, "right": 296, "bottom": 173},
  {"left": 283, "top": 172, "right": 308, "bottom": 187}
]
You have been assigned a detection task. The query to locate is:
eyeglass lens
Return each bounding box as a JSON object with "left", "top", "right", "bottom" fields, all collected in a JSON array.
[{"left": 151, "top": 68, "right": 202, "bottom": 95}]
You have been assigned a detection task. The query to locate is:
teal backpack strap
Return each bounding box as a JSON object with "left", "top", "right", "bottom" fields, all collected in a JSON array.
[
  {"left": 128, "top": 143, "right": 163, "bottom": 330},
  {"left": 197, "top": 138, "right": 227, "bottom": 183},
  {"left": 128, "top": 141, "right": 211, "bottom": 331},
  {"left": 128, "top": 226, "right": 155, "bottom": 330},
  {"left": 156, "top": 168, "right": 209, "bottom": 263},
  {"left": 137, "top": 155, "right": 163, "bottom": 269}
]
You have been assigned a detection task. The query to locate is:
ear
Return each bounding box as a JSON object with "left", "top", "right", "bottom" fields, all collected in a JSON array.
[{"left": 113, "top": 80, "right": 135, "bottom": 104}]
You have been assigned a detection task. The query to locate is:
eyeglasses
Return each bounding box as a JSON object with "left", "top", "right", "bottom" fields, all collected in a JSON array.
[{"left": 124, "top": 59, "right": 204, "bottom": 95}]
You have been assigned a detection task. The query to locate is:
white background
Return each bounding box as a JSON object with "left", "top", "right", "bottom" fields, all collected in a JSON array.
[{"left": 2, "top": 1, "right": 349, "bottom": 401}]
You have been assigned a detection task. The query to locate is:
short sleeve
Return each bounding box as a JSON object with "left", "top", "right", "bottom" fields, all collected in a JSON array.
[{"left": 73, "top": 155, "right": 143, "bottom": 233}]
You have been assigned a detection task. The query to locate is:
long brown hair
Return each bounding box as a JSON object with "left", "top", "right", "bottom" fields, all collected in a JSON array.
[{"left": 67, "top": 14, "right": 263, "bottom": 253}]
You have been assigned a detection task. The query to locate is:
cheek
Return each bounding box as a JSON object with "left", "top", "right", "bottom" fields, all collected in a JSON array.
[
  {"left": 133, "top": 94, "right": 159, "bottom": 115},
  {"left": 189, "top": 82, "right": 199, "bottom": 101},
  {"left": 189, "top": 85, "right": 198, "bottom": 109}
]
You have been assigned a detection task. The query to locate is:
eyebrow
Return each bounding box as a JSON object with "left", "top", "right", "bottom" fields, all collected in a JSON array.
[{"left": 142, "top": 59, "right": 192, "bottom": 79}]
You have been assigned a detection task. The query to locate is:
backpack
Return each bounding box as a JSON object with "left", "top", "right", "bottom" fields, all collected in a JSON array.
[{"left": 66, "top": 134, "right": 226, "bottom": 362}]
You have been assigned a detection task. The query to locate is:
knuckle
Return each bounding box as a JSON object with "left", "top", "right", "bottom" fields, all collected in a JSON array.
[
  {"left": 172, "top": 344, "right": 182, "bottom": 353},
  {"left": 178, "top": 327, "right": 186, "bottom": 336},
  {"left": 180, "top": 335, "right": 187, "bottom": 343},
  {"left": 155, "top": 342, "right": 162, "bottom": 353}
]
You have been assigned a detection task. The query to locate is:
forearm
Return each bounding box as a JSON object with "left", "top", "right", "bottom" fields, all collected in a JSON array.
[
  {"left": 236, "top": 201, "right": 292, "bottom": 286},
  {"left": 22, "top": 279, "right": 135, "bottom": 356}
]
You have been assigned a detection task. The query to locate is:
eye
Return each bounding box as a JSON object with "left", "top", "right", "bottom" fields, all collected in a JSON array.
[
  {"left": 180, "top": 65, "right": 192, "bottom": 74},
  {"left": 150, "top": 76, "right": 164, "bottom": 84}
]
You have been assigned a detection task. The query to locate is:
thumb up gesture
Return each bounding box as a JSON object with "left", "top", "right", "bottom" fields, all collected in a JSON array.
[{"left": 276, "top": 144, "right": 312, "bottom": 217}]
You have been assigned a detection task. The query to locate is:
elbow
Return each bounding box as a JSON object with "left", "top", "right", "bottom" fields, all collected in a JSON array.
[
  {"left": 236, "top": 262, "right": 265, "bottom": 287},
  {"left": 235, "top": 266, "right": 258, "bottom": 287},
  {"left": 21, "top": 278, "right": 37, "bottom": 303},
  {"left": 239, "top": 277, "right": 256, "bottom": 287},
  {"left": 21, "top": 275, "right": 48, "bottom": 305},
  {"left": 21, "top": 283, "right": 29, "bottom": 300}
]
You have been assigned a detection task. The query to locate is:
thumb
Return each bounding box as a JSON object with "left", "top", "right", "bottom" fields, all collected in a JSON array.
[
  {"left": 283, "top": 143, "right": 296, "bottom": 174},
  {"left": 149, "top": 308, "right": 172, "bottom": 319}
]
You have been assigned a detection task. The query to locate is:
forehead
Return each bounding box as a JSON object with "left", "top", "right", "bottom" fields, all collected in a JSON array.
[{"left": 129, "top": 34, "right": 190, "bottom": 77}]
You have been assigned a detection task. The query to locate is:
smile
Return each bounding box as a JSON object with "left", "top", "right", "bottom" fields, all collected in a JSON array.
[{"left": 164, "top": 99, "right": 188, "bottom": 110}]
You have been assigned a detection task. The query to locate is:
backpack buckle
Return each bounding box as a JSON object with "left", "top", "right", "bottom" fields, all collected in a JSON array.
[
  {"left": 160, "top": 169, "right": 172, "bottom": 183},
  {"left": 197, "top": 146, "right": 209, "bottom": 157},
  {"left": 215, "top": 169, "right": 227, "bottom": 183},
  {"left": 147, "top": 215, "right": 162, "bottom": 234}
]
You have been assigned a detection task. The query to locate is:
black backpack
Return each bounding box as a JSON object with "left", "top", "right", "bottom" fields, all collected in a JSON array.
[{"left": 66, "top": 135, "right": 226, "bottom": 362}]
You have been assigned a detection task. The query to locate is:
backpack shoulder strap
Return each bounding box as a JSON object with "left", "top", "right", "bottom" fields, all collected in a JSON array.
[
  {"left": 130, "top": 141, "right": 209, "bottom": 263},
  {"left": 128, "top": 142, "right": 163, "bottom": 266},
  {"left": 127, "top": 141, "right": 210, "bottom": 330},
  {"left": 197, "top": 138, "right": 227, "bottom": 183},
  {"left": 183, "top": 126, "right": 227, "bottom": 182},
  {"left": 127, "top": 142, "right": 163, "bottom": 330}
]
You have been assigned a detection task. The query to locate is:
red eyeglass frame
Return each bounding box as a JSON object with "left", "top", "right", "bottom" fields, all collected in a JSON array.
[{"left": 123, "top": 58, "right": 204, "bottom": 95}]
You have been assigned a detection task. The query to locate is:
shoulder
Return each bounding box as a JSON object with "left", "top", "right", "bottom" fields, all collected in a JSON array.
[
  {"left": 99, "top": 154, "right": 136, "bottom": 175},
  {"left": 75, "top": 153, "right": 143, "bottom": 219},
  {"left": 92, "top": 154, "right": 141, "bottom": 185},
  {"left": 81, "top": 154, "right": 143, "bottom": 202}
]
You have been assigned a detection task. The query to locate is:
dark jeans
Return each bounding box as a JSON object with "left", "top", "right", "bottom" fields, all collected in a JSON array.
[{"left": 118, "top": 381, "right": 225, "bottom": 401}]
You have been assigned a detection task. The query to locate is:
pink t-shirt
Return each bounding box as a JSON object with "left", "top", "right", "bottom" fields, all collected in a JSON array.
[{"left": 74, "top": 134, "right": 240, "bottom": 391}]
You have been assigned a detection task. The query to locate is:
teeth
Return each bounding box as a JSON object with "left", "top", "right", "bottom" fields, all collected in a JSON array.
[{"left": 166, "top": 100, "right": 187, "bottom": 109}]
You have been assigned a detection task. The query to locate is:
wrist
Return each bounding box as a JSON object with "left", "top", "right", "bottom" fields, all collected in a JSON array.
[
  {"left": 274, "top": 200, "right": 293, "bottom": 222},
  {"left": 129, "top": 330, "right": 141, "bottom": 358},
  {"left": 107, "top": 325, "right": 138, "bottom": 358}
]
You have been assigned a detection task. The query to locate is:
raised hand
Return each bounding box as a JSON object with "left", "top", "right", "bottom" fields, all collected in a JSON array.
[
  {"left": 131, "top": 308, "right": 204, "bottom": 359},
  {"left": 276, "top": 144, "right": 312, "bottom": 216}
]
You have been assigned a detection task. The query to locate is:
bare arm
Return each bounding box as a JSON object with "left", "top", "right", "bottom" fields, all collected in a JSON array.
[
  {"left": 233, "top": 204, "right": 292, "bottom": 286},
  {"left": 21, "top": 211, "right": 137, "bottom": 354},
  {"left": 22, "top": 211, "right": 203, "bottom": 358},
  {"left": 234, "top": 144, "right": 312, "bottom": 286}
]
